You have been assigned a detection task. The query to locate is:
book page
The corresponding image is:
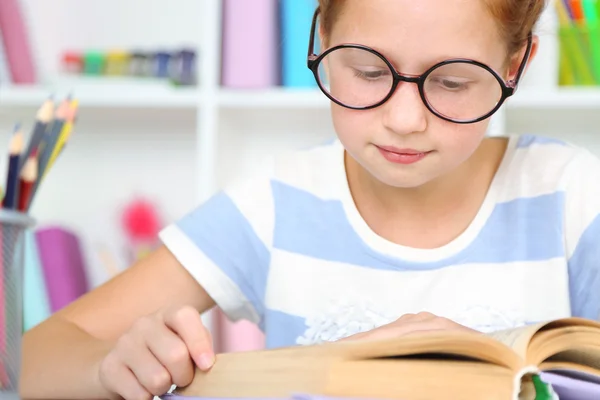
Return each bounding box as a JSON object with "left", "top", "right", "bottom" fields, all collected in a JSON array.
[
  {"left": 550, "top": 349, "right": 600, "bottom": 371},
  {"left": 486, "top": 323, "right": 545, "bottom": 358}
]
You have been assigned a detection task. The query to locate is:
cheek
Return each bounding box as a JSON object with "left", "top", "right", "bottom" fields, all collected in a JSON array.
[
  {"left": 331, "top": 106, "right": 377, "bottom": 144},
  {"left": 437, "top": 120, "right": 489, "bottom": 157}
]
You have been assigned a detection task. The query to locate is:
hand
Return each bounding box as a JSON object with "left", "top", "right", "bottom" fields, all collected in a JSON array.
[
  {"left": 340, "top": 312, "right": 478, "bottom": 342},
  {"left": 98, "top": 305, "right": 214, "bottom": 400}
]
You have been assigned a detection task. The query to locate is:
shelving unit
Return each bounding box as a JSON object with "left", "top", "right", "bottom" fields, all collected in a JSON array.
[
  {"left": 2, "top": 0, "right": 600, "bottom": 334},
  {"left": 0, "top": 83, "right": 199, "bottom": 109}
]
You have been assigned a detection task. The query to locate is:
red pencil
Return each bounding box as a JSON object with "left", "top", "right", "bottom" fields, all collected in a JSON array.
[{"left": 18, "top": 151, "right": 37, "bottom": 212}]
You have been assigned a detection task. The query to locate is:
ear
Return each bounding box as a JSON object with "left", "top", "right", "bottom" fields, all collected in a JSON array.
[
  {"left": 318, "top": 21, "right": 328, "bottom": 51},
  {"left": 507, "top": 34, "right": 540, "bottom": 81}
]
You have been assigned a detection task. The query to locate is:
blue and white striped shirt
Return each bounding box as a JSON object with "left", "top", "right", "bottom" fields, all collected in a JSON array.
[{"left": 159, "top": 134, "right": 600, "bottom": 349}]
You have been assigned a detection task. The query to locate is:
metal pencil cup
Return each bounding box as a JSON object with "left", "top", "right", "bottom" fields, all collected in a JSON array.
[{"left": 0, "top": 210, "right": 35, "bottom": 399}]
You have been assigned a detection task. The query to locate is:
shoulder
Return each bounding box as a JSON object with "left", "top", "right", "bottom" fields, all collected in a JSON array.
[
  {"left": 209, "top": 138, "right": 345, "bottom": 244},
  {"left": 499, "top": 133, "right": 600, "bottom": 199}
]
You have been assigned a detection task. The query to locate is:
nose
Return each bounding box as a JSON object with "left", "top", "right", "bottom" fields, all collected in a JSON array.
[{"left": 381, "top": 81, "right": 428, "bottom": 136}]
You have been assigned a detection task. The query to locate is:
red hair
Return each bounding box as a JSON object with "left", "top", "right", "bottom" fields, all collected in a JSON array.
[{"left": 317, "top": 0, "right": 547, "bottom": 56}]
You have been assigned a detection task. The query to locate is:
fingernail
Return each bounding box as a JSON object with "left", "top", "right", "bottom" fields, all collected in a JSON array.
[{"left": 198, "top": 353, "right": 214, "bottom": 370}]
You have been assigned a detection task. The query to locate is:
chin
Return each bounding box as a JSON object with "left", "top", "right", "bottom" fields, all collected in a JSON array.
[{"left": 368, "top": 167, "right": 437, "bottom": 189}]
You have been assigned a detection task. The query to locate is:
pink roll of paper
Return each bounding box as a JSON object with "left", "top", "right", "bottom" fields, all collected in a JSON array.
[
  {"left": 35, "top": 226, "right": 89, "bottom": 312},
  {"left": 214, "top": 309, "right": 265, "bottom": 353},
  {"left": 221, "top": 0, "right": 278, "bottom": 88},
  {"left": 0, "top": 0, "right": 37, "bottom": 84}
]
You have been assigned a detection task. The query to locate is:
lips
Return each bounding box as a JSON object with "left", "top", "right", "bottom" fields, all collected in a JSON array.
[
  {"left": 376, "top": 145, "right": 432, "bottom": 165},
  {"left": 377, "top": 146, "right": 428, "bottom": 156}
]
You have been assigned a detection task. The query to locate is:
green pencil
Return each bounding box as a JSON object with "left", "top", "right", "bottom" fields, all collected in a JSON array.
[{"left": 583, "top": 0, "right": 600, "bottom": 83}]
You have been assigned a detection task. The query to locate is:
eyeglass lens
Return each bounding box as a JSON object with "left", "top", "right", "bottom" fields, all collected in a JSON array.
[{"left": 316, "top": 47, "right": 504, "bottom": 122}]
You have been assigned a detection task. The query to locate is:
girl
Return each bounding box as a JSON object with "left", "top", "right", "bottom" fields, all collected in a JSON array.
[{"left": 21, "top": 0, "right": 600, "bottom": 399}]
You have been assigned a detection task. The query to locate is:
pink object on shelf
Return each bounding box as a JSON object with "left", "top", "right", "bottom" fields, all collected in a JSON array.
[
  {"left": 221, "top": 0, "right": 278, "bottom": 88},
  {"left": 35, "top": 226, "right": 89, "bottom": 312},
  {"left": 0, "top": 0, "right": 37, "bottom": 83},
  {"left": 214, "top": 309, "right": 265, "bottom": 353}
]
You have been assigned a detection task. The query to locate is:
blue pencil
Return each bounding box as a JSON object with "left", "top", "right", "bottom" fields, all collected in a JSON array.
[
  {"left": 2, "top": 125, "right": 24, "bottom": 209},
  {"left": 18, "top": 96, "right": 54, "bottom": 173}
]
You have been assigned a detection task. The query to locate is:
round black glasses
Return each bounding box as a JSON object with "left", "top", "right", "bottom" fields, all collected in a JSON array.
[{"left": 306, "top": 8, "right": 533, "bottom": 124}]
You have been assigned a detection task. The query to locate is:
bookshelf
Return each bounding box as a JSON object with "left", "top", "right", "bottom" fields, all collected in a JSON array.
[{"left": 0, "top": 83, "right": 199, "bottom": 108}]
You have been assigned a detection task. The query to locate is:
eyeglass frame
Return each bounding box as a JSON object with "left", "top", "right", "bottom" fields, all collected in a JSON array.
[{"left": 306, "top": 7, "right": 533, "bottom": 124}]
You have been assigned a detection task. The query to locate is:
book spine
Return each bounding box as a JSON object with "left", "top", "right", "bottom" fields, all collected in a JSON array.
[
  {"left": 35, "top": 227, "right": 89, "bottom": 312},
  {"left": 221, "top": 0, "right": 278, "bottom": 88},
  {"left": 0, "top": 28, "right": 13, "bottom": 84},
  {"left": 281, "top": 0, "right": 317, "bottom": 88},
  {"left": 0, "top": 0, "right": 36, "bottom": 84},
  {"left": 214, "top": 309, "right": 265, "bottom": 353}
]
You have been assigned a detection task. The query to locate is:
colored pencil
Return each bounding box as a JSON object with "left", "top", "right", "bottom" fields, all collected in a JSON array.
[
  {"left": 18, "top": 151, "right": 37, "bottom": 212},
  {"left": 44, "top": 99, "right": 79, "bottom": 179},
  {"left": 582, "top": 0, "right": 600, "bottom": 82},
  {"left": 570, "top": 0, "right": 585, "bottom": 21},
  {"left": 2, "top": 126, "right": 24, "bottom": 209},
  {"left": 18, "top": 96, "right": 54, "bottom": 173},
  {"left": 27, "top": 99, "right": 70, "bottom": 208}
]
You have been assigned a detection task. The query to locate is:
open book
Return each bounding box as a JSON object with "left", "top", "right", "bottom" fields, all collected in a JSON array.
[{"left": 170, "top": 317, "right": 600, "bottom": 400}]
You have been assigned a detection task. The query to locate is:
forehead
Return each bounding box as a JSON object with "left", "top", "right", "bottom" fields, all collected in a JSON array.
[{"left": 328, "top": 0, "right": 506, "bottom": 71}]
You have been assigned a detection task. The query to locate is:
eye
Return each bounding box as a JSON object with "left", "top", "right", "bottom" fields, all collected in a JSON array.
[
  {"left": 430, "top": 76, "right": 471, "bottom": 91},
  {"left": 353, "top": 68, "right": 390, "bottom": 80},
  {"left": 441, "top": 79, "right": 464, "bottom": 89}
]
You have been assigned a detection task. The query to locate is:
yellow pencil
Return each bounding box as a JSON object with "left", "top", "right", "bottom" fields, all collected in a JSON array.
[
  {"left": 555, "top": 0, "right": 571, "bottom": 26},
  {"left": 44, "top": 99, "right": 78, "bottom": 179}
]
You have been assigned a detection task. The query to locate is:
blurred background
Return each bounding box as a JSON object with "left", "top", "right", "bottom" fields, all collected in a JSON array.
[{"left": 1, "top": 0, "right": 599, "bottom": 352}]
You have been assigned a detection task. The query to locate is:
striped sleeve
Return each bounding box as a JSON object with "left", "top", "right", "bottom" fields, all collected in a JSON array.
[
  {"left": 159, "top": 168, "right": 275, "bottom": 325},
  {"left": 564, "top": 148, "right": 600, "bottom": 321}
]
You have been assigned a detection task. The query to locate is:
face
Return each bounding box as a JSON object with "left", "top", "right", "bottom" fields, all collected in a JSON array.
[{"left": 323, "top": 0, "right": 529, "bottom": 188}]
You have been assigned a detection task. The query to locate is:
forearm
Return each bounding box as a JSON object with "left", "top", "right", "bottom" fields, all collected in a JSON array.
[{"left": 20, "top": 318, "right": 115, "bottom": 400}]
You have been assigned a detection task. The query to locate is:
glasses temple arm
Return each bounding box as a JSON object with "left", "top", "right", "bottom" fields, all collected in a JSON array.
[
  {"left": 307, "top": 7, "right": 321, "bottom": 64},
  {"left": 509, "top": 32, "right": 534, "bottom": 91}
]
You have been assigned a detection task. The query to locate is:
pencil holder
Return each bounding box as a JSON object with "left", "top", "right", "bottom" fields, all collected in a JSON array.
[
  {"left": 0, "top": 210, "right": 35, "bottom": 400},
  {"left": 558, "top": 23, "right": 600, "bottom": 86}
]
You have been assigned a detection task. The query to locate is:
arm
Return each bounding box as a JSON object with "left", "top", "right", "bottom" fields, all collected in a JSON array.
[{"left": 20, "top": 245, "right": 215, "bottom": 400}]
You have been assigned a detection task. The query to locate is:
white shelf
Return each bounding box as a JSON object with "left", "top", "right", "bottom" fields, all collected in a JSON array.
[
  {"left": 0, "top": 81, "right": 200, "bottom": 109},
  {"left": 509, "top": 87, "right": 600, "bottom": 109},
  {"left": 216, "top": 87, "right": 329, "bottom": 109},
  {"left": 4, "top": 83, "right": 600, "bottom": 111}
]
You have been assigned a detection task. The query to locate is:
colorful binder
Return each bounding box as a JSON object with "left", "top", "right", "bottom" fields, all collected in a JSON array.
[
  {"left": 221, "top": 0, "right": 279, "bottom": 88},
  {"left": 214, "top": 309, "right": 265, "bottom": 353},
  {"left": 35, "top": 226, "right": 89, "bottom": 312},
  {"left": 280, "top": 0, "right": 318, "bottom": 87},
  {"left": 0, "top": 0, "right": 37, "bottom": 83}
]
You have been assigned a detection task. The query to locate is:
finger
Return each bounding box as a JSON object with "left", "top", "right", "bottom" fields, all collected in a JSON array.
[
  {"left": 164, "top": 306, "right": 215, "bottom": 371},
  {"left": 121, "top": 341, "right": 173, "bottom": 396},
  {"left": 390, "top": 320, "right": 457, "bottom": 338},
  {"left": 396, "top": 311, "right": 438, "bottom": 323},
  {"left": 102, "top": 358, "right": 153, "bottom": 400},
  {"left": 145, "top": 321, "right": 195, "bottom": 387}
]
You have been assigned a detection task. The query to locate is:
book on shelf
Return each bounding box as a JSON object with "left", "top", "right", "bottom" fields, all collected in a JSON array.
[{"left": 170, "top": 317, "right": 600, "bottom": 400}]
